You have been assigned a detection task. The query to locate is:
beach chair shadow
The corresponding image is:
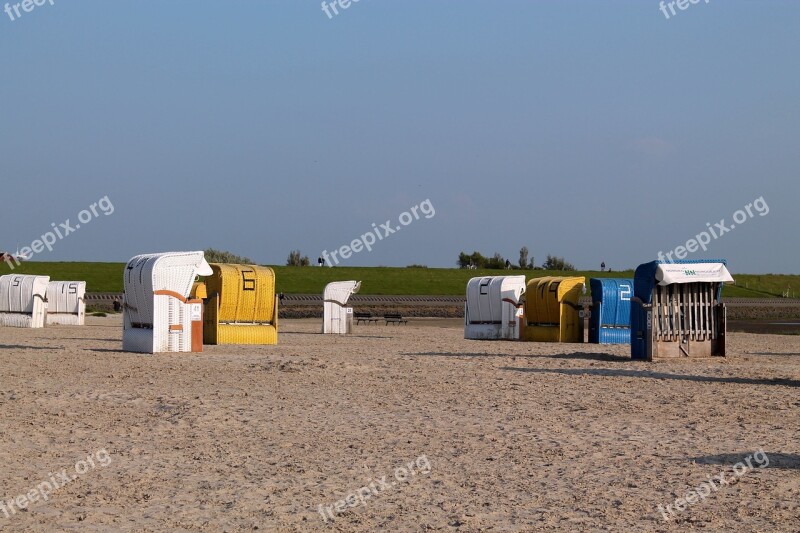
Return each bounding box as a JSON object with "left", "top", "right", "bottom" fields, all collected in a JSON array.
[
  {"left": 403, "top": 351, "right": 531, "bottom": 359},
  {"left": 543, "top": 351, "right": 630, "bottom": 363},
  {"left": 0, "top": 344, "right": 60, "bottom": 351},
  {"left": 691, "top": 452, "right": 800, "bottom": 470},
  {"left": 499, "top": 367, "right": 800, "bottom": 387}
]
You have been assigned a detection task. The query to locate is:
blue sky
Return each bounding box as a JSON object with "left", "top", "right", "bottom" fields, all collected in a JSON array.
[{"left": 1, "top": 0, "right": 798, "bottom": 273}]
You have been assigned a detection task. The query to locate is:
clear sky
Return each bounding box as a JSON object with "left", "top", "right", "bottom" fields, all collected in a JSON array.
[{"left": 1, "top": 0, "right": 798, "bottom": 273}]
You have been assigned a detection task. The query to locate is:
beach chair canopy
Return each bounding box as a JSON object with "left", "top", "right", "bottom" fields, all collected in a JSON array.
[
  {"left": 323, "top": 280, "right": 361, "bottom": 334},
  {"left": 522, "top": 276, "right": 585, "bottom": 343},
  {"left": 465, "top": 275, "right": 525, "bottom": 324},
  {"left": 0, "top": 274, "right": 49, "bottom": 328},
  {"left": 588, "top": 278, "right": 632, "bottom": 344},
  {"left": 46, "top": 281, "right": 87, "bottom": 325},
  {"left": 203, "top": 263, "right": 278, "bottom": 345}
]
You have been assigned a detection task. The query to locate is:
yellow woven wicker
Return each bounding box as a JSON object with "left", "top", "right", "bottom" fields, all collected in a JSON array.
[
  {"left": 522, "top": 276, "right": 585, "bottom": 342},
  {"left": 191, "top": 282, "right": 207, "bottom": 300},
  {"left": 203, "top": 264, "right": 278, "bottom": 345}
]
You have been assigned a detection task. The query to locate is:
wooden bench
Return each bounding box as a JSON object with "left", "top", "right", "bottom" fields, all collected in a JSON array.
[
  {"left": 384, "top": 313, "right": 408, "bottom": 325},
  {"left": 354, "top": 312, "right": 379, "bottom": 325}
]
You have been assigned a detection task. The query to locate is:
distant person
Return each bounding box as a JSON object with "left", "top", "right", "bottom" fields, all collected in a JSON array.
[
  {"left": 318, "top": 256, "right": 325, "bottom": 267},
  {"left": 279, "top": 292, "right": 285, "bottom": 303},
  {"left": 601, "top": 261, "right": 605, "bottom": 272},
  {"left": 113, "top": 297, "right": 122, "bottom": 313},
  {"left": 505, "top": 259, "right": 511, "bottom": 270}
]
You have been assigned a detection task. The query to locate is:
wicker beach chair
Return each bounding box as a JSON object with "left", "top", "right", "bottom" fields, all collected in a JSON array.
[
  {"left": 522, "top": 277, "right": 586, "bottom": 343},
  {"left": 46, "top": 281, "right": 87, "bottom": 326},
  {"left": 122, "top": 251, "right": 211, "bottom": 353},
  {"left": 0, "top": 274, "right": 50, "bottom": 328},
  {"left": 464, "top": 275, "right": 526, "bottom": 340},
  {"left": 203, "top": 264, "right": 278, "bottom": 345},
  {"left": 323, "top": 280, "right": 361, "bottom": 334}
]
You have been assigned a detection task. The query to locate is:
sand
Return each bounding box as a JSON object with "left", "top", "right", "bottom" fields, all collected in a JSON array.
[{"left": 0, "top": 317, "right": 798, "bottom": 532}]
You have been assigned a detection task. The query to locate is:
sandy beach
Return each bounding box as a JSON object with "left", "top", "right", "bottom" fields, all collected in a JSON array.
[{"left": 1, "top": 317, "right": 798, "bottom": 532}]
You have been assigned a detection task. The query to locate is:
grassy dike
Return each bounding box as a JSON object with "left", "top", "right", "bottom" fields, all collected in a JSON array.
[{"left": 1, "top": 261, "right": 798, "bottom": 298}]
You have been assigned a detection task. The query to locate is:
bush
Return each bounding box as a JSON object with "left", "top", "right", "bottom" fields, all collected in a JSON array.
[
  {"left": 204, "top": 248, "right": 253, "bottom": 264},
  {"left": 457, "top": 251, "right": 509, "bottom": 269},
  {"left": 287, "top": 250, "right": 311, "bottom": 266},
  {"left": 458, "top": 251, "right": 485, "bottom": 269},
  {"left": 542, "top": 254, "right": 576, "bottom": 271}
]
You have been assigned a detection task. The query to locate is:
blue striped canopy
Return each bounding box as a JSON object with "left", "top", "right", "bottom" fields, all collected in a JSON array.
[{"left": 589, "top": 278, "right": 632, "bottom": 344}]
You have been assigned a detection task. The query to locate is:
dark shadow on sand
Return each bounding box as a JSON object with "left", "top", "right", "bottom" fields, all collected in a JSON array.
[
  {"left": 542, "top": 352, "right": 630, "bottom": 363},
  {"left": 59, "top": 338, "right": 117, "bottom": 342},
  {"left": 500, "top": 367, "right": 800, "bottom": 387},
  {"left": 280, "top": 331, "right": 393, "bottom": 339},
  {"left": 0, "top": 344, "right": 62, "bottom": 351},
  {"left": 403, "top": 352, "right": 523, "bottom": 359},
  {"left": 402, "top": 351, "right": 629, "bottom": 362},
  {"left": 691, "top": 452, "right": 800, "bottom": 470}
]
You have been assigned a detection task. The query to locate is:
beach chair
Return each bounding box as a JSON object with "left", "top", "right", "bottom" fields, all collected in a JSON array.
[
  {"left": 323, "top": 280, "right": 361, "bottom": 334},
  {"left": 0, "top": 274, "right": 49, "bottom": 328},
  {"left": 522, "top": 276, "right": 585, "bottom": 343},
  {"left": 464, "top": 275, "right": 525, "bottom": 340},
  {"left": 588, "top": 278, "right": 632, "bottom": 344},
  {"left": 123, "top": 251, "right": 210, "bottom": 353},
  {"left": 631, "top": 260, "right": 732, "bottom": 360},
  {"left": 203, "top": 264, "right": 278, "bottom": 345},
  {"left": 46, "top": 281, "right": 87, "bottom": 326}
]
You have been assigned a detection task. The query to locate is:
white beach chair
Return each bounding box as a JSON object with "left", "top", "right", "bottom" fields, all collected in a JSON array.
[
  {"left": 123, "top": 251, "right": 211, "bottom": 353},
  {"left": 46, "top": 281, "right": 87, "bottom": 326},
  {"left": 464, "top": 275, "right": 526, "bottom": 340},
  {"left": 0, "top": 274, "right": 50, "bottom": 328},
  {"left": 323, "top": 280, "right": 361, "bottom": 334}
]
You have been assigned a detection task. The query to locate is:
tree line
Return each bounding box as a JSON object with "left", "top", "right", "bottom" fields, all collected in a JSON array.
[
  {"left": 207, "top": 247, "right": 575, "bottom": 270},
  {"left": 457, "top": 247, "right": 576, "bottom": 271}
]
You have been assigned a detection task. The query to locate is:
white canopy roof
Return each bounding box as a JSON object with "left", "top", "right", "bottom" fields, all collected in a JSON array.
[
  {"left": 323, "top": 280, "right": 361, "bottom": 306},
  {"left": 656, "top": 263, "right": 733, "bottom": 286},
  {"left": 197, "top": 258, "right": 213, "bottom": 276}
]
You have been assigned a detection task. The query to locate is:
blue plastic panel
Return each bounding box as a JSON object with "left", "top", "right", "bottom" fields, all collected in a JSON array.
[{"left": 588, "top": 278, "right": 633, "bottom": 344}]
